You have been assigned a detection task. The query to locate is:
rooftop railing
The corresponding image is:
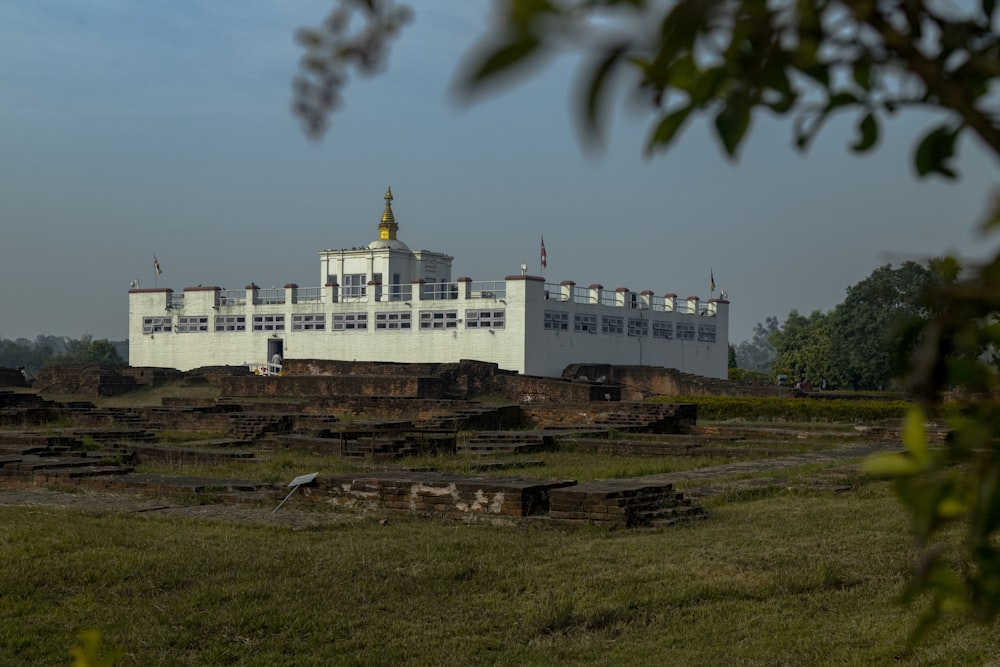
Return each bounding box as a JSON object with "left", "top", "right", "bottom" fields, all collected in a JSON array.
[
  {"left": 257, "top": 288, "right": 285, "bottom": 305},
  {"left": 292, "top": 287, "right": 323, "bottom": 303},
  {"left": 218, "top": 290, "right": 245, "bottom": 306},
  {"left": 470, "top": 281, "right": 506, "bottom": 300}
]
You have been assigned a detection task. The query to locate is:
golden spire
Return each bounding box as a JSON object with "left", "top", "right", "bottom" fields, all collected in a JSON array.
[{"left": 378, "top": 185, "right": 398, "bottom": 240}]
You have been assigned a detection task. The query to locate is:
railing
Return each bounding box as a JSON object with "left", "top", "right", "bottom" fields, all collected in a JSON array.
[
  {"left": 340, "top": 286, "right": 367, "bottom": 302},
  {"left": 256, "top": 288, "right": 285, "bottom": 305},
  {"left": 168, "top": 293, "right": 184, "bottom": 309},
  {"left": 248, "top": 362, "right": 283, "bottom": 376},
  {"left": 571, "top": 286, "right": 593, "bottom": 304},
  {"left": 293, "top": 287, "right": 323, "bottom": 303},
  {"left": 380, "top": 283, "right": 412, "bottom": 301},
  {"left": 421, "top": 282, "right": 458, "bottom": 300},
  {"left": 543, "top": 283, "right": 570, "bottom": 302},
  {"left": 470, "top": 281, "right": 506, "bottom": 300},
  {"left": 599, "top": 290, "right": 617, "bottom": 307},
  {"left": 649, "top": 295, "right": 672, "bottom": 312},
  {"left": 218, "top": 290, "right": 246, "bottom": 306}
]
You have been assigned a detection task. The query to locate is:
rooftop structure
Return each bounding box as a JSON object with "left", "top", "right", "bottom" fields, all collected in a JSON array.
[{"left": 128, "top": 189, "right": 729, "bottom": 378}]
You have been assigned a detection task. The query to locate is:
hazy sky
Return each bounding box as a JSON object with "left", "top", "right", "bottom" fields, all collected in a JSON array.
[{"left": 1, "top": 1, "right": 996, "bottom": 346}]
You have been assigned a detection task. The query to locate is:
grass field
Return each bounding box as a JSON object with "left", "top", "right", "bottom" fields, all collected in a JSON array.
[
  {"left": 2, "top": 387, "right": 995, "bottom": 665},
  {"left": 2, "top": 479, "right": 998, "bottom": 665}
]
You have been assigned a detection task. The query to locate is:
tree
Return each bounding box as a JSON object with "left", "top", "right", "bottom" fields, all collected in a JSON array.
[
  {"left": 770, "top": 309, "right": 835, "bottom": 384},
  {"left": 295, "top": 0, "right": 1000, "bottom": 633},
  {"left": 828, "top": 261, "right": 936, "bottom": 390},
  {"left": 727, "top": 343, "right": 737, "bottom": 369},
  {"left": 735, "top": 316, "right": 779, "bottom": 373},
  {"left": 43, "top": 336, "right": 124, "bottom": 368},
  {"left": 293, "top": 0, "right": 999, "bottom": 180}
]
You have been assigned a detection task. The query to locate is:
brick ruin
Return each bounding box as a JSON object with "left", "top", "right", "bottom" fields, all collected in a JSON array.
[{"left": 0, "top": 360, "right": 713, "bottom": 528}]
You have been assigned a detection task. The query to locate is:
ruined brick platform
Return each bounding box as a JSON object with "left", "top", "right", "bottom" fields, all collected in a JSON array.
[
  {"left": 549, "top": 480, "right": 706, "bottom": 527},
  {"left": 309, "top": 472, "right": 576, "bottom": 522}
]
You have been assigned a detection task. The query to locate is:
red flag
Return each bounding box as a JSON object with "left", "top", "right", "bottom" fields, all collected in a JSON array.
[{"left": 541, "top": 236, "right": 547, "bottom": 270}]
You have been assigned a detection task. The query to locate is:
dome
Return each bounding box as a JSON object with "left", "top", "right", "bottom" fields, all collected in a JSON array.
[{"left": 368, "top": 238, "right": 410, "bottom": 251}]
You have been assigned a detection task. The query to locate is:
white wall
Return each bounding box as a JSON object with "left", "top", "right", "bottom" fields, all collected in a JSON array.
[{"left": 129, "top": 277, "right": 729, "bottom": 378}]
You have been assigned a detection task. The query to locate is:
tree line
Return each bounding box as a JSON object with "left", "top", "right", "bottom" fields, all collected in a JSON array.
[
  {"left": 0, "top": 335, "right": 126, "bottom": 377},
  {"left": 733, "top": 260, "right": 951, "bottom": 390}
]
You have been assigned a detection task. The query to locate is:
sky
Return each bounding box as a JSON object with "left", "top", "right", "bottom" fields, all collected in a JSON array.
[{"left": 1, "top": 1, "right": 996, "bottom": 346}]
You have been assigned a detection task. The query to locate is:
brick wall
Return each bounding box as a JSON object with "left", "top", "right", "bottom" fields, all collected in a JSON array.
[
  {"left": 0, "top": 368, "right": 28, "bottom": 388},
  {"left": 32, "top": 365, "right": 185, "bottom": 397},
  {"left": 562, "top": 364, "right": 784, "bottom": 399},
  {"left": 304, "top": 472, "right": 576, "bottom": 522},
  {"left": 493, "top": 375, "right": 619, "bottom": 404},
  {"left": 217, "top": 375, "right": 446, "bottom": 399}
]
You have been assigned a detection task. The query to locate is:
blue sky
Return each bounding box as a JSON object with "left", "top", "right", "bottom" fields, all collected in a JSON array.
[{"left": 1, "top": 1, "right": 995, "bottom": 345}]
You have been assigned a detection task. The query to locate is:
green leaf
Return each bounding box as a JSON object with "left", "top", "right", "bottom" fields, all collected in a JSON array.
[
  {"left": 865, "top": 452, "right": 921, "bottom": 477},
  {"left": 582, "top": 43, "right": 628, "bottom": 138},
  {"left": 980, "top": 193, "right": 1000, "bottom": 232},
  {"left": 902, "top": 407, "right": 929, "bottom": 466},
  {"left": 645, "top": 106, "right": 692, "bottom": 155},
  {"left": 851, "top": 112, "right": 879, "bottom": 152},
  {"left": 852, "top": 62, "right": 872, "bottom": 90},
  {"left": 827, "top": 91, "right": 858, "bottom": 110},
  {"left": 465, "top": 34, "right": 542, "bottom": 85},
  {"left": 914, "top": 125, "right": 959, "bottom": 179},
  {"left": 714, "top": 96, "right": 751, "bottom": 158}
]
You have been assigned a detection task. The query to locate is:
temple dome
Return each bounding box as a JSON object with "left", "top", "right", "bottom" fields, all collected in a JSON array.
[{"left": 367, "top": 238, "right": 410, "bottom": 250}]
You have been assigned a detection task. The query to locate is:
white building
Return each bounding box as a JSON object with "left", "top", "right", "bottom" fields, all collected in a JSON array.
[{"left": 128, "top": 188, "right": 730, "bottom": 378}]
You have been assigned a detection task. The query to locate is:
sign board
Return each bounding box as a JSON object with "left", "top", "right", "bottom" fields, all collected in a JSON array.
[
  {"left": 273, "top": 471, "right": 320, "bottom": 513},
  {"left": 288, "top": 472, "right": 318, "bottom": 487}
]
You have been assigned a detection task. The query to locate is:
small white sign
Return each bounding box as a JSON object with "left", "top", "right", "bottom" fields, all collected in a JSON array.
[
  {"left": 273, "top": 472, "right": 320, "bottom": 512},
  {"left": 288, "top": 472, "right": 319, "bottom": 487}
]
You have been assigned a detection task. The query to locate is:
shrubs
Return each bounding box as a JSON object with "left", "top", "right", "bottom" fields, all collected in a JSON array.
[{"left": 653, "top": 395, "right": 911, "bottom": 422}]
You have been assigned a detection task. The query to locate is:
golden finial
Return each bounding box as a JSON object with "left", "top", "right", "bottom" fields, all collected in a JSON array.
[{"left": 378, "top": 185, "right": 398, "bottom": 240}]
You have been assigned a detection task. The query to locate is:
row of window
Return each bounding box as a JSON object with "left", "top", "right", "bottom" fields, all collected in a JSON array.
[
  {"left": 544, "top": 311, "right": 716, "bottom": 342},
  {"left": 142, "top": 310, "right": 506, "bottom": 334}
]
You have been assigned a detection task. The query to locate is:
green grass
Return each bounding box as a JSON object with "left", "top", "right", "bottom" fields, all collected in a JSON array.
[
  {"left": 133, "top": 447, "right": 755, "bottom": 485},
  {"left": 1, "top": 483, "right": 997, "bottom": 665},
  {"left": 157, "top": 431, "right": 228, "bottom": 444}
]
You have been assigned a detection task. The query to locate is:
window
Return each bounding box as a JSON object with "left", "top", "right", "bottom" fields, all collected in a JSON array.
[
  {"left": 177, "top": 315, "right": 209, "bottom": 333},
  {"left": 142, "top": 316, "right": 171, "bottom": 334},
  {"left": 628, "top": 318, "right": 649, "bottom": 337},
  {"left": 342, "top": 273, "right": 366, "bottom": 300},
  {"left": 698, "top": 325, "right": 717, "bottom": 342},
  {"left": 466, "top": 310, "right": 505, "bottom": 329},
  {"left": 602, "top": 316, "right": 623, "bottom": 334},
  {"left": 375, "top": 312, "right": 411, "bottom": 329},
  {"left": 332, "top": 312, "right": 367, "bottom": 331},
  {"left": 676, "top": 323, "right": 695, "bottom": 340},
  {"left": 544, "top": 310, "right": 569, "bottom": 331},
  {"left": 292, "top": 314, "right": 326, "bottom": 331},
  {"left": 420, "top": 310, "right": 458, "bottom": 330},
  {"left": 652, "top": 320, "right": 673, "bottom": 339},
  {"left": 252, "top": 314, "right": 285, "bottom": 332},
  {"left": 215, "top": 315, "right": 246, "bottom": 332},
  {"left": 574, "top": 314, "right": 598, "bottom": 333}
]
